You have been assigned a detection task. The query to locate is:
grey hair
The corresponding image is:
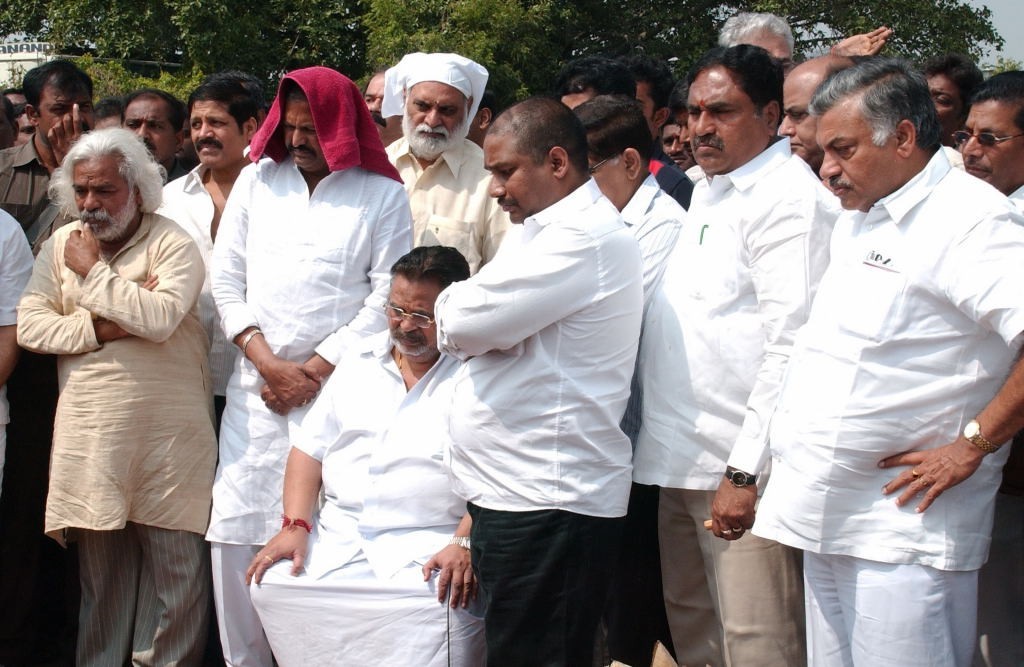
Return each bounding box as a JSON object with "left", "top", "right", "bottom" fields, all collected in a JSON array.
[
  {"left": 49, "top": 127, "right": 165, "bottom": 217},
  {"left": 718, "top": 12, "right": 794, "bottom": 53},
  {"left": 809, "top": 57, "right": 941, "bottom": 150}
]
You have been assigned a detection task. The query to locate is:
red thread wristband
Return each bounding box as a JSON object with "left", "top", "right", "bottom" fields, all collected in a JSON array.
[{"left": 281, "top": 515, "right": 313, "bottom": 533}]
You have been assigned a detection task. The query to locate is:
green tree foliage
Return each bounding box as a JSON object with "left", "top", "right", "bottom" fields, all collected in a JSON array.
[{"left": 2, "top": 0, "right": 1007, "bottom": 105}]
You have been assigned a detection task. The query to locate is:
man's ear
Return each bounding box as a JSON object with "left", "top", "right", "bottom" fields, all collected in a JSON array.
[
  {"left": 24, "top": 104, "right": 40, "bottom": 128},
  {"left": 760, "top": 100, "right": 781, "bottom": 132},
  {"left": 893, "top": 119, "right": 918, "bottom": 158},
  {"left": 242, "top": 117, "right": 258, "bottom": 142},
  {"left": 622, "top": 147, "right": 644, "bottom": 181},
  {"left": 548, "top": 145, "right": 570, "bottom": 179},
  {"left": 652, "top": 107, "right": 670, "bottom": 135},
  {"left": 476, "top": 107, "right": 493, "bottom": 131}
]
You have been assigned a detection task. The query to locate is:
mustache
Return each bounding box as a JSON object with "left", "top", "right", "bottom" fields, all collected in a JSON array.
[
  {"left": 497, "top": 196, "right": 517, "bottom": 209},
  {"left": 692, "top": 134, "right": 724, "bottom": 150},
  {"left": 415, "top": 123, "right": 449, "bottom": 138},
  {"left": 80, "top": 209, "right": 113, "bottom": 225},
  {"left": 371, "top": 111, "right": 386, "bottom": 128},
  {"left": 288, "top": 145, "right": 315, "bottom": 157},
  {"left": 827, "top": 176, "right": 853, "bottom": 191},
  {"left": 196, "top": 137, "right": 223, "bottom": 151}
]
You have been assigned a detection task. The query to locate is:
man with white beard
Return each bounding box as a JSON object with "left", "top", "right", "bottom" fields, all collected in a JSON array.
[
  {"left": 383, "top": 52, "right": 509, "bottom": 274},
  {"left": 17, "top": 127, "right": 215, "bottom": 666}
]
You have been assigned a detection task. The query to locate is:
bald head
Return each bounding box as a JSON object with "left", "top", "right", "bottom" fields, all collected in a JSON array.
[{"left": 779, "top": 55, "right": 854, "bottom": 173}]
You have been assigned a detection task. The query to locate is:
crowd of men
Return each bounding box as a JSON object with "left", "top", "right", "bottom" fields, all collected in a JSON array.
[{"left": 0, "top": 9, "right": 1023, "bottom": 667}]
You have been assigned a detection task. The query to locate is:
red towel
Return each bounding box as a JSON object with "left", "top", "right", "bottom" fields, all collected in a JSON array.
[{"left": 249, "top": 66, "right": 402, "bottom": 183}]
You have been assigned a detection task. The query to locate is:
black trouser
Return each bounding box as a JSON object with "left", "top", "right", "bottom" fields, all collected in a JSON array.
[{"left": 468, "top": 503, "right": 624, "bottom": 667}]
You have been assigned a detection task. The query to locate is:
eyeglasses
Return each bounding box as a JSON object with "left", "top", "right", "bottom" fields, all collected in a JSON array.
[
  {"left": 588, "top": 155, "right": 620, "bottom": 174},
  {"left": 952, "top": 130, "right": 1024, "bottom": 149},
  {"left": 384, "top": 303, "right": 435, "bottom": 328}
]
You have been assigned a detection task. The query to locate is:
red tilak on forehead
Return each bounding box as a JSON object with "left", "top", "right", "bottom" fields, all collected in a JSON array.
[{"left": 698, "top": 99, "right": 709, "bottom": 111}]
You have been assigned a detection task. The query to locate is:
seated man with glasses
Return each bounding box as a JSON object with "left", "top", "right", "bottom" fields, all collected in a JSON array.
[{"left": 246, "top": 246, "right": 483, "bottom": 667}]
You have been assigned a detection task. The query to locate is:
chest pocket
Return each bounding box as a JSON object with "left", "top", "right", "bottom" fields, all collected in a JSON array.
[
  {"left": 418, "top": 215, "right": 480, "bottom": 269},
  {"left": 825, "top": 260, "right": 907, "bottom": 343}
]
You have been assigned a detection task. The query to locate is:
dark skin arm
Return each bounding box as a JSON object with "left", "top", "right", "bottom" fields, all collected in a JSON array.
[{"left": 880, "top": 348, "right": 1024, "bottom": 512}]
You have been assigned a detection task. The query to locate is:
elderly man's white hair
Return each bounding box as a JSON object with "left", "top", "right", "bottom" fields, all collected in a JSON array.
[
  {"left": 49, "top": 127, "right": 165, "bottom": 217},
  {"left": 718, "top": 12, "right": 795, "bottom": 53}
]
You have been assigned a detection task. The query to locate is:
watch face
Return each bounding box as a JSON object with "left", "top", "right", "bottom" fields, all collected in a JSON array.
[
  {"left": 730, "top": 471, "right": 747, "bottom": 485},
  {"left": 965, "top": 421, "right": 980, "bottom": 439}
]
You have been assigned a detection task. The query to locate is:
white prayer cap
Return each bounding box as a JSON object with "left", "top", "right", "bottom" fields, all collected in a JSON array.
[{"left": 382, "top": 52, "right": 489, "bottom": 120}]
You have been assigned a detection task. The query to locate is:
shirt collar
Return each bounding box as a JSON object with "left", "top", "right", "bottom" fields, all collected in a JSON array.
[
  {"left": 393, "top": 135, "right": 471, "bottom": 180},
  {"left": 871, "top": 149, "right": 948, "bottom": 226},
  {"left": 11, "top": 138, "right": 42, "bottom": 168},
  {"left": 710, "top": 138, "right": 790, "bottom": 193},
  {"left": 180, "top": 163, "right": 210, "bottom": 195},
  {"left": 620, "top": 174, "right": 661, "bottom": 227},
  {"left": 525, "top": 178, "right": 605, "bottom": 231},
  {"left": 1009, "top": 183, "right": 1024, "bottom": 204}
]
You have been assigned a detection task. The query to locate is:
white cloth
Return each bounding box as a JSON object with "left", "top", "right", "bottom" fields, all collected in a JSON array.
[
  {"left": 633, "top": 139, "right": 836, "bottom": 490},
  {"left": 804, "top": 552, "right": 977, "bottom": 667},
  {"left": 1009, "top": 184, "right": 1024, "bottom": 214},
  {"left": 0, "top": 209, "right": 32, "bottom": 425},
  {"left": 382, "top": 52, "right": 489, "bottom": 120},
  {"left": 251, "top": 556, "right": 484, "bottom": 667},
  {"left": 207, "top": 157, "right": 412, "bottom": 545},
  {"left": 435, "top": 179, "right": 643, "bottom": 517},
  {"left": 288, "top": 331, "right": 464, "bottom": 580},
  {"left": 160, "top": 164, "right": 235, "bottom": 395},
  {"left": 387, "top": 137, "right": 510, "bottom": 275},
  {"left": 249, "top": 332, "right": 484, "bottom": 666},
  {"left": 210, "top": 542, "right": 273, "bottom": 667},
  {"left": 942, "top": 144, "right": 965, "bottom": 171},
  {"left": 754, "top": 150, "right": 1024, "bottom": 571},
  {"left": 620, "top": 174, "right": 685, "bottom": 311}
]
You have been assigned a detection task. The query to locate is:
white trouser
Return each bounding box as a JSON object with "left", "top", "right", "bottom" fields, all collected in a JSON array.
[
  {"left": 210, "top": 542, "right": 274, "bottom": 667},
  {"left": 804, "top": 551, "right": 977, "bottom": 667}
]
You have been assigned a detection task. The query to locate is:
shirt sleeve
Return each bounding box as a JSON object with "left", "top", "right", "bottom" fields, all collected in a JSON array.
[
  {"left": 0, "top": 215, "right": 33, "bottom": 326},
  {"left": 727, "top": 193, "right": 833, "bottom": 475},
  {"left": 435, "top": 222, "right": 608, "bottom": 360},
  {"left": 212, "top": 164, "right": 258, "bottom": 342},
  {"left": 313, "top": 182, "right": 413, "bottom": 365},
  {"left": 480, "top": 199, "right": 511, "bottom": 268},
  {"left": 17, "top": 233, "right": 101, "bottom": 355},
  {"left": 76, "top": 226, "right": 204, "bottom": 343}
]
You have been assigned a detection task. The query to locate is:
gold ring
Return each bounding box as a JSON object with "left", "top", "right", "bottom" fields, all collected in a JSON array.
[
  {"left": 911, "top": 469, "right": 921, "bottom": 477},
  {"left": 263, "top": 555, "right": 273, "bottom": 563}
]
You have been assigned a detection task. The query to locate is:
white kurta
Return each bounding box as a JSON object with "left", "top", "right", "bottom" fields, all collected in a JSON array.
[
  {"left": 754, "top": 151, "right": 1024, "bottom": 571},
  {"left": 207, "top": 158, "right": 413, "bottom": 545},
  {"left": 249, "top": 332, "right": 484, "bottom": 666},
  {"left": 0, "top": 210, "right": 33, "bottom": 495},
  {"left": 160, "top": 164, "right": 236, "bottom": 396}
]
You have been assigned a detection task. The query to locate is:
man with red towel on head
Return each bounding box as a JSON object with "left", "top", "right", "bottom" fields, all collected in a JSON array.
[{"left": 207, "top": 66, "right": 413, "bottom": 666}]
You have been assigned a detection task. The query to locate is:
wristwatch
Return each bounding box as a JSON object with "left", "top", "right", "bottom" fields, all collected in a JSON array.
[
  {"left": 449, "top": 536, "right": 471, "bottom": 550},
  {"left": 963, "top": 419, "right": 999, "bottom": 454},
  {"left": 724, "top": 466, "right": 758, "bottom": 487}
]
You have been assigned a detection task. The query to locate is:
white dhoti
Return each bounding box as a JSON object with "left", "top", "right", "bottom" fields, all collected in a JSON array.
[{"left": 250, "top": 554, "right": 485, "bottom": 666}]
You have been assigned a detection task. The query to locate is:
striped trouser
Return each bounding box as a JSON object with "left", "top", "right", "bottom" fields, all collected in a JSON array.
[{"left": 76, "top": 523, "right": 210, "bottom": 666}]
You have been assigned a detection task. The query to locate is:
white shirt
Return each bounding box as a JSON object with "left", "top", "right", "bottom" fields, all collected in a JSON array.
[
  {"left": 0, "top": 210, "right": 32, "bottom": 425},
  {"left": 290, "top": 332, "right": 463, "bottom": 580},
  {"left": 387, "top": 137, "right": 509, "bottom": 274},
  {"left": 160, "top": 164, "right": 235, "bottom": 395},
  {"left": 754, "top": 151, "right": 1024, "bottom": 571},
  {"left": 207, "top": 158, "right": 413, "bottom": 545},
  {"left": 618, "top": 175, "right": 685, "bottom": 444},
  {"left": 621, "top": 174, "right": 685, "bottom": 311},
  {"left": 1009, "top": 184, "right": 1024, "bottom": 214},
  {"left": 435, "top": 179, "right": 643, "bottom": 517},
  {"left": 212, "top": 157, "right": 413, "bottom": 366},
  {"left": 633, "top": 139, "right": 836, "bottom": 490}
]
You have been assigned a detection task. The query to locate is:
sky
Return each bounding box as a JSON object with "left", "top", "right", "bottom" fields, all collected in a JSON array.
[{"left": 969, "top": 0, "right": 1024, "bottom": 66}]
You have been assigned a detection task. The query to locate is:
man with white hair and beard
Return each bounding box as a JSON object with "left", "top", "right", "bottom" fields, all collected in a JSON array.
[
  {"left": 17, "top": 127, "right": 216, "bottom": 666},
  {"left": 383, "top": 52, "right": 509, "bottom": 273}
]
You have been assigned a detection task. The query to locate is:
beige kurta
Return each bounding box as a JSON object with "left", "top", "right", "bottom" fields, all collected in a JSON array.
[
  {"left": 17, "top": 213, "right": 216, "bottom": 542},
  {"left": 387, "top": 137, "right": 509, "bottom": 274}
]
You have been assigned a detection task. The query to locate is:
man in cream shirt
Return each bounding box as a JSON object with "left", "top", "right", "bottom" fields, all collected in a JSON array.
[{"left": 383, "top": 52, "right": 509, "bottom": 273}]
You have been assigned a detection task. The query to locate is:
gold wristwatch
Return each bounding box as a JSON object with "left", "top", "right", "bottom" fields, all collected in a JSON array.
[{"left": 963, "top": 419, "right": 999, "bottom": 454}]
